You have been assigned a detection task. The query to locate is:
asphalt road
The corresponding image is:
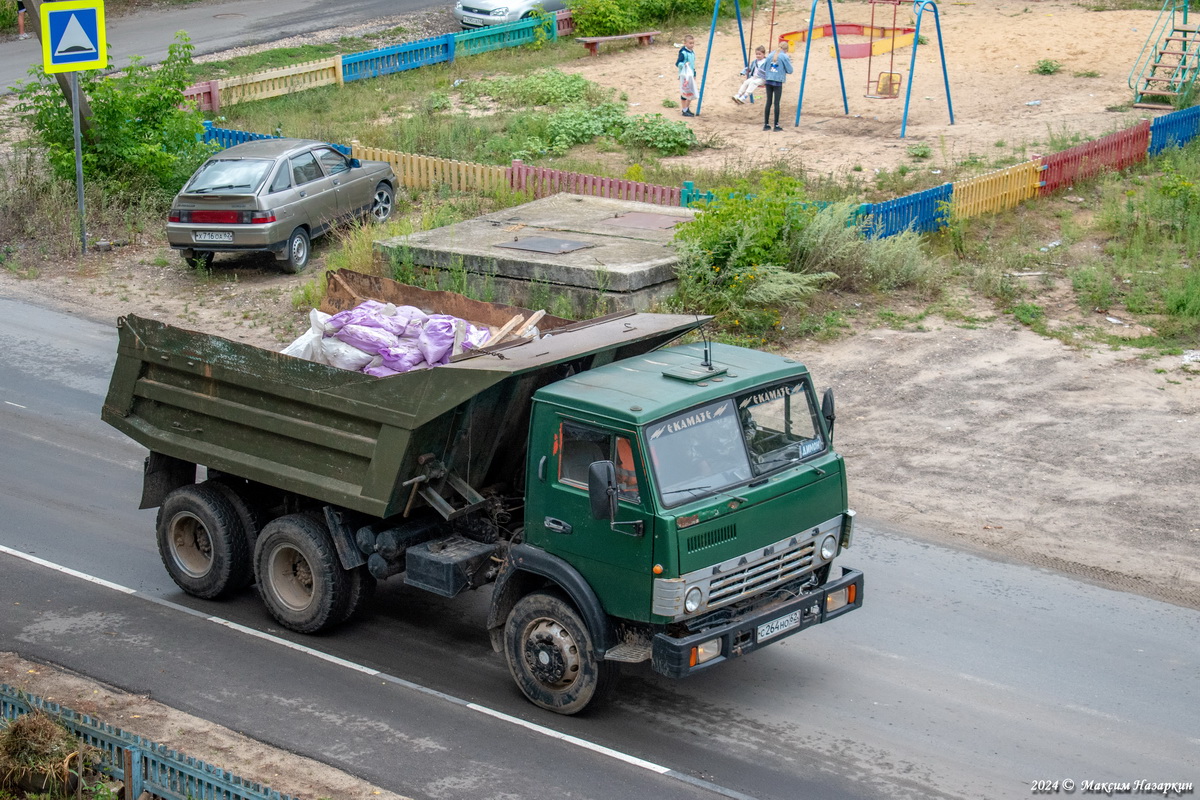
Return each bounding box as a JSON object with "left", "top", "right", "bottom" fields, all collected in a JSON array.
[
  {"left": 0, "top": 296, "right": 1197, "bottom": 800},
  {"left": 1, "top": 0, "right": 445, "bottom": 93}
]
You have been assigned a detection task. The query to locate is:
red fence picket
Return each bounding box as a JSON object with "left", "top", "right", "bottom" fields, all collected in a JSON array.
[
  {"left": 556, "top": 9, "right": 575, "bottom": 37},
  {"left": 1038, "top": 119, "right": 1150, "bottom": 195},
  {"left": 507, "top": 160, "right": 681, "bottom": 205},
  {"left": 181, "top": 80, "right": 220, "bottom": 113}
]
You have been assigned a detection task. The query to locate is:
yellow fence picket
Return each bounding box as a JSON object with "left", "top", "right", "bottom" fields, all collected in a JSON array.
[
  {"left": 951, "top": 161, "right": 1041, "bottom": 220},
  {"left": 217, "top": 58, "right": 341, "bottom": 107},
  {"left": 349, "top": 142, "right": 506, "bottom": 194}
]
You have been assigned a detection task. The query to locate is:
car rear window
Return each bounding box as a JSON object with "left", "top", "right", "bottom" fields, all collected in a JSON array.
[{"left": 184, "top": 159, "right": 273, "bottom": 194}]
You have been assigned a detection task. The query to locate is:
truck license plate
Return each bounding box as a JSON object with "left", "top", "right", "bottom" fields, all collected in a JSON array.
[
  {"left": 756, "top": 610, "right": 800, "bottom": 642},
  {"left": 194, "top": 231, "right": 233, "bottom": 242}
]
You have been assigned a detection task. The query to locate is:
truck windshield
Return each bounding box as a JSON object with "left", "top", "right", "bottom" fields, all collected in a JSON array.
[{"left": 647, "top": 380, "right": 826, "bottom": 508}]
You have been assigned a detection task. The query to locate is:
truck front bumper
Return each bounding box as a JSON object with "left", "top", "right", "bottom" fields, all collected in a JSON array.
[{"left": 650, "top": 567, "right": 863, "bottom": 678}]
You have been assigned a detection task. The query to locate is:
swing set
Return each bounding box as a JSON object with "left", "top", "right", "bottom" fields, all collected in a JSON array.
[{"left": 695, "top": 0, "right": 954, "bottom": 138}]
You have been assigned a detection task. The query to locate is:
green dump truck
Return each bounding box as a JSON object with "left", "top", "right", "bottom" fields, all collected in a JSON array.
[{"left": 102, "top": 269, "right": 862, "bottom": 714}]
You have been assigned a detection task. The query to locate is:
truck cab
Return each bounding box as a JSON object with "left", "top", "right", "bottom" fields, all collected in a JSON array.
[{"left": 493, "top": 341, "right": 862, "bottom": 713}]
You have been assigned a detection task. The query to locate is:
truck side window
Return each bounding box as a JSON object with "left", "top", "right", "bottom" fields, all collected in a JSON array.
[{"left": 559, "top": 422, "right": 640, "bottom": 503}]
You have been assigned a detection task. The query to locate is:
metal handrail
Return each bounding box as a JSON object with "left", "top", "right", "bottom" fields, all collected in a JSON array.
[{"left": 1129, "top": 0, "right": 1193, "bottom": 94}]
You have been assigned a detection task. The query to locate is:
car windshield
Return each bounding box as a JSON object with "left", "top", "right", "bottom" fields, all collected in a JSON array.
[
  {"left": 184, "top": 158, "right": 274, "bottom": 194},
  {"left": 646, "top": 380, "right": 826, "bottom": 508}
]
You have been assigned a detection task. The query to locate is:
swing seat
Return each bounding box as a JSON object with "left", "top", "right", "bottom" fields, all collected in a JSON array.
[{"left": 865, "top": 72, "right": 902, "bottom": 99}]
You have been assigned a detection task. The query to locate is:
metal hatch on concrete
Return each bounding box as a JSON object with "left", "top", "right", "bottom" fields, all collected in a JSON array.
[
  {"left": 602, "top": 212, "right": 686, "bottom": 230},
  {"left": 376, "top": 194, "right": 696, "bottom": 316},
  {"left": 494, "top": 236, "right": 594, "bottom": 254}
]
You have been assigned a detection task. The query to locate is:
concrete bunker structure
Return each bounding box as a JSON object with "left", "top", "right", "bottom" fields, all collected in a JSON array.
[{"left": 375, "top": 194, "right": 696, "bottom": 316}]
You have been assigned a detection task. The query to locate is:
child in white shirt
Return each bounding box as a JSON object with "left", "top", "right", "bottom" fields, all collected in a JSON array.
[{"left": 733, "top": 46, "right": 768, "bottom": 104}]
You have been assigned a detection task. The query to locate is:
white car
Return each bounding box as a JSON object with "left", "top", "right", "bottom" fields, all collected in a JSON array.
[{"left": 452, "top": 0, "right": 566, "bottom": 29}]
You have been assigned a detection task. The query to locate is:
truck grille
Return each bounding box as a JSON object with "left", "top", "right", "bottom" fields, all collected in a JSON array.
[
  {"left": 686, "top": 525, "right": 737, "bottom": 553},
  {"left": 707, "top": 540, "right": 815, "bottom": 605}
]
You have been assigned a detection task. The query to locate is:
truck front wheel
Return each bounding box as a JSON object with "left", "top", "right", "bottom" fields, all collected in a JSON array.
[
  {"left": 254, "top": 514, "right": 346, "bottom": 633},
  {"left": 503, "top": 591, "right": 615, "bottom": 715},
  {"left": 156, "top": 484, "right": 251, "bottom": 599}
]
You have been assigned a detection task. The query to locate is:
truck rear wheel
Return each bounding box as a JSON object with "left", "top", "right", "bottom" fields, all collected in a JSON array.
[
  {"left": 156, "top": 484, "right": 250, "bottom": 599},
  {"left": 338, "top": 565, "right": 376, "bottom": 624},
  {"left": 205, "top": 479, "right": 262, "bottom": 588},
  {"left": 254, "top": 513, "right": 346, "bottom": 633},
  {"left": 503, "top": 591, "right": 615, "bottom": 715}
]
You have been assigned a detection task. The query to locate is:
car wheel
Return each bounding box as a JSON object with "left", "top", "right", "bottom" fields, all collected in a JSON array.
[
  {"left": 181, "top": 250, "right": 214, "bottom": 270},
  {"left": 279, "top": 228, "right": 310, "bottom": 274},
  {"left": 369, "top": 183, "right": 394, "bottom": 224}
]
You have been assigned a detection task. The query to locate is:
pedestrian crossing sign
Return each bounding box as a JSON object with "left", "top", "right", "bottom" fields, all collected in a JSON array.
[{"left": 42, "top": 0, "right": 108, "bottom": 74}]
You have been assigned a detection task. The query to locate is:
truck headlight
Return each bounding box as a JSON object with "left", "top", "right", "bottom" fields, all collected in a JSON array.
[
  {"left": 820, "top": 534, "right": 838, "bottom": 561},
  {"left": 684, "top": 586, "right": 703, "bottom": 613}
]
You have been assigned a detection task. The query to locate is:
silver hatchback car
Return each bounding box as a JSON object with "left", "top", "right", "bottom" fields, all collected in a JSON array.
[
  {"left": 452, "top": 0, "right": 566, "bottom": 28},
  {"left": 167, "top": 139, "right": 396, "bottom": 272}
]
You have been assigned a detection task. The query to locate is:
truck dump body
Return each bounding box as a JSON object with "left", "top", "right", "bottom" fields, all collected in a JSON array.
[{"left": 101, "top": 272, "right": 706, "bottom": 519}]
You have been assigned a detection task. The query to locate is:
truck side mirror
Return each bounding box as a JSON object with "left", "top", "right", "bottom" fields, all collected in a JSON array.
[
  {"left": 821, "top": 388, "right": 836, "bottom": 438},
  {"left": 587, "top": 460, "right": 618, "bottom": 521}
]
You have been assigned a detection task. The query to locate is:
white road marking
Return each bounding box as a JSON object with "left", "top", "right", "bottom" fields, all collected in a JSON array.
[
  {"left": 0, "top": 545, "right": 135, "bottom": 594},
  {"left": 4, "top": 401, "right": 27, "bottom": 409},
  {"left": 0, "top": 546, "right": 748, "bottom": 796},
  {"left": 467, "top": 702, "right": 671, "bottom": 773}
]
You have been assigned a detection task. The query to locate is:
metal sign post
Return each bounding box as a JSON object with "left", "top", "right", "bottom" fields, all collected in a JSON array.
[
  {"left": 40, "top": 0, "right": 107, "bottom": 255},
  {"left": 71, "top": 73, "right": 85, "bottom": 255}
]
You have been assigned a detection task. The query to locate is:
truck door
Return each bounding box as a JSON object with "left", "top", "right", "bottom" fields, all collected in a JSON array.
[{"left": 535, "top": 418, "right": 656, "bottom": 621}]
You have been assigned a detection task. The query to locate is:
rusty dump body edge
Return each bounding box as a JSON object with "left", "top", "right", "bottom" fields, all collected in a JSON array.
[{"left": 101, "top": 270, "right": 708, "bottom": 519}]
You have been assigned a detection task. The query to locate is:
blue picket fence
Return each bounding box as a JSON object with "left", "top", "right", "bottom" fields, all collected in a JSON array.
[
  {"left": 860, "top": 183, "right": 952, "bottom": 238},
  {"left": 1149, "top": 105, "right": 1200, "bottom": 156},
  {"left": 2, "top": 684, "right": 297, "bottom": 800},
  {"left": 200, "top": 121, "right": 351, "bottom": 155},
  {"left": 342, "top": 33, "right": 456, "bottom": 82}
]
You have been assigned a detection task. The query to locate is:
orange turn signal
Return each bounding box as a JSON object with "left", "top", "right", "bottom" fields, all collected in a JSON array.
[
  {"left": 848, "top": 584, "right": 857, "bottom": 605},
  {"left": 689, "top": 647, "right": 698, "bottom": 668}
]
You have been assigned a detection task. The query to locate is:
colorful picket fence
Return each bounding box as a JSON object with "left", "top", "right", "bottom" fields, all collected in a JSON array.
[
  {"left": 951, "top": 161, "right": 1041, "bottom": 220},
  {"left": 182, "top": 79, "right": 220, "bottom": 113},
  {"left": 861, "top": 183, "right": 952, "bottom": 237},
  {"left": 216, "top": 57, "right": 342, "bottom": 106},
  {"left": 556, "top": 9, "right": 576, "bottom": 37},
  {"left": 509, "top": 159, "right": 681, "bottom": 205},
  {"left": 454, "top": 17, "right": 551, "bottom": 58},
  {"left": 341, "top": 34, "right": 455, "bottom": 82},
  {"left": 1149, "top": 104, "right": 1200, "bottom": 156},
  {"left": 2, "top": 685, "right": 297, "bottom": 800},
  {"left": 1039, "top": 120, "right": 1151, "bottom": 195},
  {"left": 350, "top": 142, "right": 507, "bottom": 192}
]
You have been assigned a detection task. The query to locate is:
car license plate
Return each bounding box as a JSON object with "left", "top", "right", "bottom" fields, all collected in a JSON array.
[
  {"left": 756, "top": 610, "right": 800, "bottom": 642},
  {"left": 463, "top": 15, "right": 484, "bottom": 26},
  {"left": 194, "top": 231, "right": 233, "bottom": 242}
]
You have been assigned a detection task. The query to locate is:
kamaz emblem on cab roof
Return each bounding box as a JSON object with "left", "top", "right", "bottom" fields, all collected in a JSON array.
[
  {"left": 650, "top": 403, "right": 728, "bottom": 439},
  {"left": 739, "top": 383, "right": 804, "bottom": 409}
]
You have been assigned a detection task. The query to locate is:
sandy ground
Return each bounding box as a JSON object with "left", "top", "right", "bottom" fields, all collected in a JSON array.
[
  {"left": 564, "top": 0, "right": 1160, "bottom": 178},
  {"left": 0, "top": 652, "right": 412, "bottom": 800}
]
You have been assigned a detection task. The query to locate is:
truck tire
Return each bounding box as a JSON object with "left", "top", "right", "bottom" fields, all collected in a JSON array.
[
  {"left": 205, "top": 479, "right": 263, "bottom": 588},
  {"left": 503, "top": 591, "right": 616, "bottom": 715},
  {"left": 254, "top": 513, "right": 346, "bottom": 633},
  {"left": 338, "top": 565, "right": 376, "bottom": 624},
  {"left": 156, "top": 484, "right": 250, "bottom": 599}
]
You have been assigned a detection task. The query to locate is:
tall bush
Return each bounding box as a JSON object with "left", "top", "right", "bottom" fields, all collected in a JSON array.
[{"left": 14, "top": 32, "right": 214, "bottom": 196}]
